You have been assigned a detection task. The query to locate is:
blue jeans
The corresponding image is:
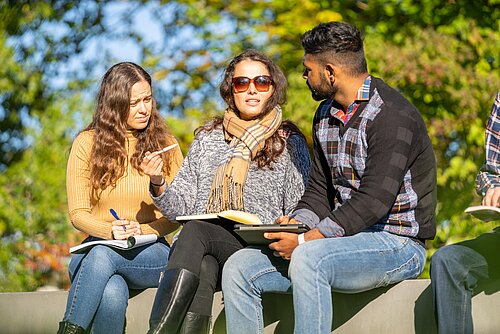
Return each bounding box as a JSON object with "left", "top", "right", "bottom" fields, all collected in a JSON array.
[
  {"left": 63, "top": 242, "right": 170, "bottom": 333},
  {"left": 430, "top": 229, "right": 499, "bottom": 334},
  {"left": 222, "top": 230, "right": 426, "bottom": 334}
]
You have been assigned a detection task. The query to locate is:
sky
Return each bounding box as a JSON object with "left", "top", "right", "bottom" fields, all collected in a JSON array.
[{"left": 53, "top": 1, "right": 164, "bottom": 91}]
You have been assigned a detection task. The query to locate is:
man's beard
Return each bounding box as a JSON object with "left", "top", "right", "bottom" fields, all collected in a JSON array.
[{"left": 308, "top": 72, "right": 337, "bottom": 101}]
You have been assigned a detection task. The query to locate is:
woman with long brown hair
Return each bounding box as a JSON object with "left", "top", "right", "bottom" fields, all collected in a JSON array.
[
  {"left": 58, "top": 62, "right": 183, "bottom": 334},
  {"left": 141, "top": 49, "right": 311, "bottom": 333}
]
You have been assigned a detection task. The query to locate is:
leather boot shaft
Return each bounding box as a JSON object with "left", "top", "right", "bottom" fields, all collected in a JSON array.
[
  {"left": 148, "top": 268, "right": 200, "bottom": 334},
  {"left": 179, "top": 312, "right": 211, "bottom": 334},
  {"left": 56, "top": 321, "right": 85, "bottom": 334}
]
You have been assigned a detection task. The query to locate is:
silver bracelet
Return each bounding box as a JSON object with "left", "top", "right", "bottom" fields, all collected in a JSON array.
[{"left": 298, "top": 233, "right": 306, "bottom": 245}]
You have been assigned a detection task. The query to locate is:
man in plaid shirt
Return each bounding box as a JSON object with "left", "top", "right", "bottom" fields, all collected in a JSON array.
[
  {"left": 431, "top": 92, "right": 500, "bottom": 334},
  {"left": 222, "top": 22, "right": 437, "bottom": 333}
]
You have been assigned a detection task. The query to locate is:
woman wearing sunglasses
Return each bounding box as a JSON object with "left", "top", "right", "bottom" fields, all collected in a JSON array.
[{"left": 141, "top": 49, "right": 310, "bottom": 333}]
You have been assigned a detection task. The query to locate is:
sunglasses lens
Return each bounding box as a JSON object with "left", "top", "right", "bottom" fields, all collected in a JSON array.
[
  {"left": 232, "top": 76, "right": 272, "bottom": 92},
  {"left": 233, "top": 77, "right": 250, "bottom": 92},
  {"left": 254, "top": 76, "right": 272, "bottom": 92}
]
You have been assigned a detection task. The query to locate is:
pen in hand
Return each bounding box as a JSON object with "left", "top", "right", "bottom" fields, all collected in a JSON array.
[
  {"left": 110, "top": 209, "right": 126, "bottom": 231},
  {"left": 155, "top": 143, "right": 178, "bottom": 154},
  {"left": 143, "top": 143, "right": 178, "bottom": 160}
]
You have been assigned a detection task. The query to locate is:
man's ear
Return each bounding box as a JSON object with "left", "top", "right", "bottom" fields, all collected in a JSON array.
[{"left": 325, "top": 63, "right": 336, "bottom": 83}]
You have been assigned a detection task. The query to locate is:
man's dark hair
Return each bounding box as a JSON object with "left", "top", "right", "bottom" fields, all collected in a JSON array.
[{"left": 301, "top": 22, "right": 368, "bottom": 76}]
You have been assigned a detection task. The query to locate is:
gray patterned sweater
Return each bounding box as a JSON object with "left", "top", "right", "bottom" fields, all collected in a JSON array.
[{"left": 152, "top": 127, "right": 311, "bottom": 224}]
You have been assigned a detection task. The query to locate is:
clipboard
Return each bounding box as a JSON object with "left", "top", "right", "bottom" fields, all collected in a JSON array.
[{"left": 233, "top": 224, "right": 310, "bottom": 245}]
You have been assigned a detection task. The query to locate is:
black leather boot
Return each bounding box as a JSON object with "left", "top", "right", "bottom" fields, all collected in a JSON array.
[
  {"left": 56, "top": 321, "right": 85, "bottom": 334},
  {"left": 148, "top": 268, "right": 200, "bottom": 334},
  {"left": 179, "top": 312, "right": 211, "bottom": 334}
]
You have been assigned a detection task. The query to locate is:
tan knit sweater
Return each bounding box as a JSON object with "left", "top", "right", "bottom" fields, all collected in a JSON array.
[{"left": 66, "top": 130, "right": 183, "bottom": 240}]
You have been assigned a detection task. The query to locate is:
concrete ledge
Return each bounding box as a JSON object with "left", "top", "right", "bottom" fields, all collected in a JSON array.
[{"left": 0, "top": 279, "right": 499, "bottom": 333}]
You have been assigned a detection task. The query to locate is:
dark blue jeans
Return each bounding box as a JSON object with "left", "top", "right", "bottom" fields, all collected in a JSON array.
[
  {"left": 63, "top": 241, "right": 170, "bottom": 333},
  {"left": 431, "top": 228, "right": 500, "bottom": 334}
]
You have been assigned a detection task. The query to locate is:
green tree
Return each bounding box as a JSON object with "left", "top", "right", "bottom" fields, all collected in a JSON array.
[
  {"left": 0, "top": 0, "right": 108, "bottom": 168},
  {"left": 0, "top": 93, "right": 93, "bottom": 291},
  {"left": 0, "top": 1, "right": 105, "bottom": 290}
]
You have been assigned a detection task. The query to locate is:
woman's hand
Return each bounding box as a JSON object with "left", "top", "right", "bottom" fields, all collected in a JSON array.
[
  {"left": 111, "top": 219, "right": 132, "bottom": 240},
  {"left": 140, "top": 151, "right": 166, "bottom": 195},
  {"left": 140, "top": 151, "right": 164, "bottom": 185},
  {"left": 127, "top": 221, "right": 143, "bottom": 236}
]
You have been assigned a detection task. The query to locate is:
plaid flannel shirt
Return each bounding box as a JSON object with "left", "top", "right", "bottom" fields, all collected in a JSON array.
[
  {"left": 294, "top": 76, "right": 437, "bottom": 239},
  {"left": 476, "top": 92, "right": 500, "bottom": 196}
]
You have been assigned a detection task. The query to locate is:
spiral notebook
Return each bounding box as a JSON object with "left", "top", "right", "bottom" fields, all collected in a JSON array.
[{"left": 69, "top": 234, "right": 158, "bottom": 254}]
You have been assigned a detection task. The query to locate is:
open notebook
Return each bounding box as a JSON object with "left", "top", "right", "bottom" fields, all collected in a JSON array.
[
  {"left": 464, "top": 205, "right": 500, "bottom": 222},
  {"left": 176, "top": 210, "right": 262, "bottom": 227},
  {"left": 70, "top": 234, "right": 158, "bottom": 254}
]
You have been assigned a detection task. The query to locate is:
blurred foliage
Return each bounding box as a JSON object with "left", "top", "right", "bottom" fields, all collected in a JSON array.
[
  {"left": 1, "top": 0, "right": 499, "bottom": 290},
  {"left": 0, "top": 0, "right": 107, "bottom": 169},
  {"left": 0, "top": 94, "right": 91, "bottom": 291}
]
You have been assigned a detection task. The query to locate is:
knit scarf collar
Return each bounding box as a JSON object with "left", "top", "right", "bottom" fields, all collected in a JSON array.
[{"left": 206, "top": 106, "right": 282, "bottom": 213}]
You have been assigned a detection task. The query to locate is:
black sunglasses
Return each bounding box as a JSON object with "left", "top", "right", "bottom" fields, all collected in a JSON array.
[{"left": 232, "top": 75, "right": 273, "bottom": 93}]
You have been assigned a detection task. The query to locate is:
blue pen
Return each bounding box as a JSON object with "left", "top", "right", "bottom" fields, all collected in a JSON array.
[{"left": 110, "top": 209, "right": 126, "bottom": 231}]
